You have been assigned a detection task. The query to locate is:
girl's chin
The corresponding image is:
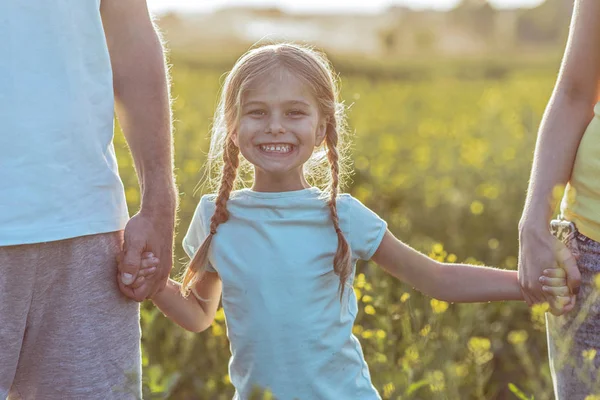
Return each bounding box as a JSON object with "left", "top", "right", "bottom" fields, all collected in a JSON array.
[{"left": 253, "top": 163, "right": 305, "bottom": 178}]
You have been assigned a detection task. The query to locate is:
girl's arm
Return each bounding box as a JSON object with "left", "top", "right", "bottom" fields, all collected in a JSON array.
[
  {"left": 519, "top": 0, "right": 600, "bottom": 304},
  {"left": 371, "top": 230, "right": 522, "bottom": 303},
  {"left": 371, "top": 230, "right": 574, "bottom": 312},
  {"left": 150, "top": 272, "right": 222, "bottom": 333}
]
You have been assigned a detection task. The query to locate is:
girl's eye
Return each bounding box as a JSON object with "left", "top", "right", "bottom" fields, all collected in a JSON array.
[
  {"left": 248, "top": 110, "right": 265, "bottom": 116},
  {"left": 287, "top": 110, "right": 305, "bottom": 116}
]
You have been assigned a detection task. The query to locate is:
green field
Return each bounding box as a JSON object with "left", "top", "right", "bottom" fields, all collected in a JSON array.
[{"left": 114, "top": 56, "right": 563, "bottom": 399}]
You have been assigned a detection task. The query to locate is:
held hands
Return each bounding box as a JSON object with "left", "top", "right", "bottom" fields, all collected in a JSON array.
[
  {"left": 539, "top": 240, "right": 579, "bottom": 316},
  {"left": 518, "top": 226, "right": 581, "bottom": 315},
  {"left": 540, "top": 265, "right": 577, "bottom": 316},
  {"left": 117, "top": 251, "right": 161, "bottom": 291},
  {"left": 117, "top": 209, "right": 175, "bottom": 301}
]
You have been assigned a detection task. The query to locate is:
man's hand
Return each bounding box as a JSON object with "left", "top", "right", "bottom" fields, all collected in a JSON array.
[
  {"left": 518, "top": 225, "right": 581, "bottom": 307},
  {"left": 118, "top": 208, "right": 175, "bottom": 302},
  {"left": 121, "top": 251, "right": 161, "bottom": 291}
]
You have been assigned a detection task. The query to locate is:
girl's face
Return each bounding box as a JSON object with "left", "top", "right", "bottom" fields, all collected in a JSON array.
[{"left": 233, "top": 68, "right": 327, "bottom": 192}]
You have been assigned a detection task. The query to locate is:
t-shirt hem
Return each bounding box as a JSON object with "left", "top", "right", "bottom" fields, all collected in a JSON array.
[
  {"left": 0, "top": 218, "right": 129, "bottom": 247},
  {"left": 565, "top": 214, "right": 600, "bottom": 243}
]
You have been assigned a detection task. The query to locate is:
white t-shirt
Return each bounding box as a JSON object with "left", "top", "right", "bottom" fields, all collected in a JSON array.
[
  {"left": 0, "top": 1, "right": 129, "bottom": 245},
  {"left": 183, "top": 187, "right": 387, "bottom": 400}
]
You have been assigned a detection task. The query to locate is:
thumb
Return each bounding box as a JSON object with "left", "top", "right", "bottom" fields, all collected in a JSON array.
[
  {"left": 555, "top": 240, "right": 581, "bottom": 295},
  {"left": 120, "top": 241, "right": 143, "bottom": 286}
]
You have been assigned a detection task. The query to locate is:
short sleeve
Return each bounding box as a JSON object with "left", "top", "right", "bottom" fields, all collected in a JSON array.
[
  {"left": 339, "top": 194, "right": 387, "bottom": 261},
  {"left": 182, "top": 195, "right": 216, "bottom": 273}
]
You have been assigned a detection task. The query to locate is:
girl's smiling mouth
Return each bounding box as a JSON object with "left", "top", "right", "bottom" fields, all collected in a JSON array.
[{"left": 258, "top": 143, "right": 296, "bottom": 154}]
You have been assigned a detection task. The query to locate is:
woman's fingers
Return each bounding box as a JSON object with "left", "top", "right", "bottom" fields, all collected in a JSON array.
[
  {"left": 548, "top": 295, "right": 572, "bottom": 316},
  {"left": 539, "top": 276, "right": 567, "bottom": 286},
  {"left": 542, "top": 285, "right": 570, "bottom": 297},
  {"left": 550, "top": 294, "right": 578, "bottom": 316},
  {"left": 553, "top": 239, "right": 582, "bottom": 295},
  {"left": 554, "top": 242, "right": 573, "bottom": 266},
  {"left": 565, "top": 295, "right": 577, "bottom": 311},
  {"left": 542, "top": 268, "right": 566, "bottom": 278}
]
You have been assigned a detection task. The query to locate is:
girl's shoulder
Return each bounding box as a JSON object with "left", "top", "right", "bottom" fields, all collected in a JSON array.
[
  {"left": 188, "top": 194, "right": 218, "bottom": 227},
  {"left": 336, "top": 193, "right": 388, "bottom": 261},
  {"left": 336, "top": 193, "right": 370, "bottom": 213},
  {"left": 199, "top": 193, "right": 218, "bottom": 205},
  {"left": 194, "top": 190, "right": 248, "bottom": 218},
  {"left": 335, "top": 193, "right": 385, "bottom": 229}
]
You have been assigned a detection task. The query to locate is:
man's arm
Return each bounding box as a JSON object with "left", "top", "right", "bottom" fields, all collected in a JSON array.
[
  {"left": 101, "top": 0, "right": 177, "bottom": 301},
  {"left": 518, "top": 0, "right": 600, "bottom": 305}
]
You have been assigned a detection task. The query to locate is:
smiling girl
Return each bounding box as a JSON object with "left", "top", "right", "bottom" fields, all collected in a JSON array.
[{"left": 135, "top": 43, "right": 574, "bottom": 399}]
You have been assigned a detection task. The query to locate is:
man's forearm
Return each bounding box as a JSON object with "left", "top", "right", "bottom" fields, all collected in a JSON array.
[
  {"left": 520, "top": 90, "right": 594, "bottom": 231},
  {"left": 113, "top": 27, "right": 176, "bottom": 212}
]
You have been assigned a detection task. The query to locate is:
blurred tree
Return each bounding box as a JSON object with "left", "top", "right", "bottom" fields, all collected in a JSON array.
[
  {"left": 516, "top": 0, "right": 572, "bottom": 45},
  {"left": 451, "top": 0, "right": 496, "bottom": 41}
]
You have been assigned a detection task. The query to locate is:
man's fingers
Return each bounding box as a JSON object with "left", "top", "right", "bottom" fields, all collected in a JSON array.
[
  {"left": 141, "top": 257, "right": 159, "bottom": 269},
  {"left": 130, "top": 276, "right": 146, "bottom": 290},
  {"left": 120, "top": 240, "right": 145, "bottom": 285},
  {"left": 117, "top": 279, "right": 148, "bottom": 302},
  {"left": 117, "top": 279, "right": 134, "bottom": 298},
  {"left": 138, "top": 266, "right": 157, "bottom": 278}
]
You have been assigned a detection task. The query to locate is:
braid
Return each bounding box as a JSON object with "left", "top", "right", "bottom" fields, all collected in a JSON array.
[
  {"left": 181, "top": 136, "right": 239, "bottom": 297},
  {"left": 325, "top": 127, "right": 352, "bottom": 301}
]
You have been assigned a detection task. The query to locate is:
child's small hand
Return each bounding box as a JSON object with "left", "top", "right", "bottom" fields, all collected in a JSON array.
[
  {"left": 539, "top": 267, "right": 576, "bottom": 316},
  {"left": 128, "top": 252, "right": 160, "bottom": 290}
]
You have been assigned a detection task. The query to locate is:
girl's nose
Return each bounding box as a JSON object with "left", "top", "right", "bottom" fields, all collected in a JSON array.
[{"left": 265, "top": 116, "right": 285, "bottom": 134}]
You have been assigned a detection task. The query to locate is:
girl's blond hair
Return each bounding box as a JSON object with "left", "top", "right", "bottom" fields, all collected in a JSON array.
[{"left": 181, "top": 43, "right": 352, "bottom": 299}]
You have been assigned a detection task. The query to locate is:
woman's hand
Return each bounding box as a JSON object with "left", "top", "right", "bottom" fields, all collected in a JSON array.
[
  {"left": 518, "top": 225, "right": 580, "bottom": 308},
  {"left": 540, "top": 265, "right": 577, "bottom": 316}
]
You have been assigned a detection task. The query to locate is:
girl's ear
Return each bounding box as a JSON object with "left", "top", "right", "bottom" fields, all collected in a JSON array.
[
  {"left": 231, "top": 131, "right": 239, "bottom": 147},
  {"left": 315, "top": 117, "right": 327, "bottom": 147}
]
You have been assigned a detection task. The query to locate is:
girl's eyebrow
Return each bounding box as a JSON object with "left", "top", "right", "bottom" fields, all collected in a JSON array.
[
  {"left": 286, "top": 100, "right": 311, "bottom": 107},
  {"left": 241, "top": 100, "right": 265, "bottom": 107},
  {"left": 242, "top": 99, "right": 312, "bottom": 107}
]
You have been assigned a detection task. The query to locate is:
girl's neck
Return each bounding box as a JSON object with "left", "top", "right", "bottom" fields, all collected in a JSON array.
[{"left": 252, "top": 171, "right": 310, "bottom": 193}]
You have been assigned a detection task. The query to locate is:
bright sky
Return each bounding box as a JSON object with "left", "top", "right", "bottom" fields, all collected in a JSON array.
[{"left": 147, "top": 0, "right": 546, "bottom": 14}]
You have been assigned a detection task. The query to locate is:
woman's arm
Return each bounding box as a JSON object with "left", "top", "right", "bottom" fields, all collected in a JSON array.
[
  {"left": 151, "top": 272, "right": 222, "bottom": 333},
  {"left": 372, "top": 231, "right": 522, "bottom": 302},
  {"left": 518, "top": 0, "right": 600, "bottom": 305}
]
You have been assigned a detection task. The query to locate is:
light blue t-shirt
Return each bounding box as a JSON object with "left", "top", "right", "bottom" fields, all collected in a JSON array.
[
  {"left": 0, "top": 1, "right": 129, "bottom": 246},
  {"left": 183, "top": 187, "right": 387, "bottom": 400}
]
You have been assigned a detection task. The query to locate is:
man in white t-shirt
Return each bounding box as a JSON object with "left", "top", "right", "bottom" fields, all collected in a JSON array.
[{"left": 0, "top": 1, "right": 176, "bottom": 398}]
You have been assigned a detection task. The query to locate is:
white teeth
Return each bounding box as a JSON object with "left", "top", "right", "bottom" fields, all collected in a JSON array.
[{"left": 261, "top": 144, "right": 292, "bottom": 153}]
